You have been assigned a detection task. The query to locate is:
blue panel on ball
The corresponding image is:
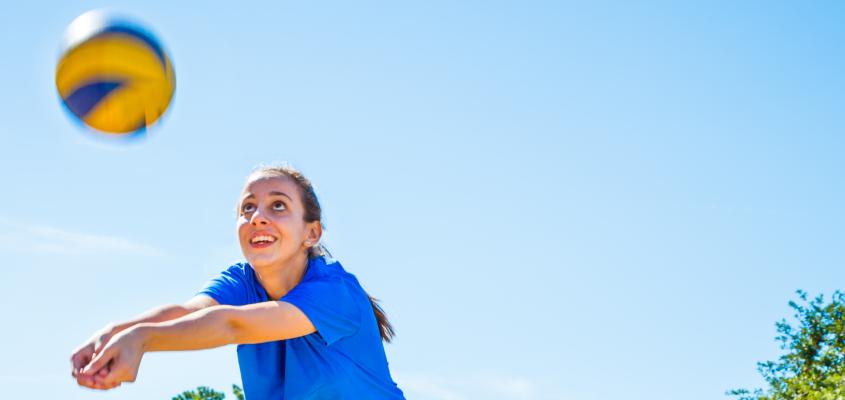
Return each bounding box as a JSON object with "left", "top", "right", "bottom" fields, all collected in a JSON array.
[{"left": 64, "top": 80, "right": 123, "bottom": 118}]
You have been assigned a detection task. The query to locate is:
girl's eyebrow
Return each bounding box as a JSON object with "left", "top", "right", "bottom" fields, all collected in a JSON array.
[
  {"left": 241, "top": 192, "right": 293, "bottom": 201},
  {"left": 268, "top": 191, "right": 293, "bottom": 201}
]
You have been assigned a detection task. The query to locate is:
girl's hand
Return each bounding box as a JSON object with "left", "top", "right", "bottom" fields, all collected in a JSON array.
[
  {"left": 80, "top": 327, "right": 146, "bottom": 389},
  {"left": 71, "top": 326, "right": 118, "bottom": 389}
]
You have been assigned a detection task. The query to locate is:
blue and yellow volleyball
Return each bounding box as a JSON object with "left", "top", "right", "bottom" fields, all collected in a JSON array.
[{"left": 56, "top": 11, "right": 175, "bottom": 135}]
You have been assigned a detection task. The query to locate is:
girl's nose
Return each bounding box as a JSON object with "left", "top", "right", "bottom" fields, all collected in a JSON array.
[{"left": 250, "top": 209, "right": 269, "bottom": 225}]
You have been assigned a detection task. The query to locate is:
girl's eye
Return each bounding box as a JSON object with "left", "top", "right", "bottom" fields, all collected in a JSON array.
[
  {"left": 272, "top": 201, "right": 286, "bottom": 211},
  {"left": 242, "top": 203, "right": 256, "bottom": 213}
]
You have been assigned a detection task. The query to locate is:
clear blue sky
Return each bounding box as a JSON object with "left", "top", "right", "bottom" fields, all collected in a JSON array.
[{"left": 1, "top": 1, "right": 844, "bottom": 399}]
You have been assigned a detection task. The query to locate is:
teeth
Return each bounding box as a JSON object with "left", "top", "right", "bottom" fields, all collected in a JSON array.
[{"left": 251, "top": 235, "right": 276, "bottom": 244}]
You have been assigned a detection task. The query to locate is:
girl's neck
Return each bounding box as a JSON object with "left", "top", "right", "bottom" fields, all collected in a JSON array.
[{"left": 253, "top": 252, "right": 309, "bottom": 300}]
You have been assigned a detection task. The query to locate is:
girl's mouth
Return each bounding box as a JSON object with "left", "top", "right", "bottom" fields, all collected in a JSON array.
[{"left": 250, "top": 234, "right": 277, "bottom": 248}]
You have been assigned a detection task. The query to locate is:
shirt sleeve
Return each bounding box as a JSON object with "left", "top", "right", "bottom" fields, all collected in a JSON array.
[
  {"left": 198, "top": 264, "right": 249, "bottom": 306},
  {"left": 281, "top": 276, "right": 363, "bottom": 346}
]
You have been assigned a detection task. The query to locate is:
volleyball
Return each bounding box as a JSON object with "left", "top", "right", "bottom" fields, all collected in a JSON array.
[{"left": 56, "top": 10, "right": 175, "bottom": 135}]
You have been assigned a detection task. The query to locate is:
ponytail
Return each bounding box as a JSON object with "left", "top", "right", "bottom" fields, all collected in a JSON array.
[{"left": 367, "top": 294, "right": 395, "bottom": 343}]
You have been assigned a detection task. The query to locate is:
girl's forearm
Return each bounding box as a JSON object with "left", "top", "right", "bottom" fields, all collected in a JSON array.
[
  {"left": 109, "top": 304, "right": 196, "bottom": 335},
  {"left": 134, "top": 306, "right": 240, "bottom": 352}
]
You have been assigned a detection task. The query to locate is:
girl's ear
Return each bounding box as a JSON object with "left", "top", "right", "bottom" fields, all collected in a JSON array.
[{"left": 305, "top": 221, "right": 322, "bottom": 246}]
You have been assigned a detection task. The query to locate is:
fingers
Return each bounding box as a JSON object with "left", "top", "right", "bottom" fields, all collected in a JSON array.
[
  {"left": 94, "top": 332, "right": 113, "bottom": 354},
  {"left": 81, "top": 347, "right": 113, "bottom": 376},
  {"left": 71, "top": 353, "right": 90, "bottom": 372},
  {"left": 95, "top": 369, "right": 125, "bottom": 389},
  {"left": 72, "top": 332, "right": 124, "bottom": 391},
  {"left": 73, "top": 329, "right": 139, "bottom": 391},
  {"left": 75, "top": 363, "right": 107, "bottom": 389},
  {"left": 75, "top": 370, "right": 96, "bottom": 388},
  {"left": 71, "top": 349, "right": 94, "bottom": 386},
  {"left": 95, "top": 357, "right": 136, "bottom": 388},
  {"left": 70, "top": 343, "right": 95, "bottom": 372},
  {"left": 72, "top": 358, "right": 91, "bottom": 377},
  {"left": 75, "top": 362, "right": 122, "bottom": 390},
  {"left": 94, "top": 371, "right": 122, "bottom": 390}
]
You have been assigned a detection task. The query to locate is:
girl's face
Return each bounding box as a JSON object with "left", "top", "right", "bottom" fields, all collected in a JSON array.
[{"left": 237, "top": 175, "right": 320, "bottom": 269}]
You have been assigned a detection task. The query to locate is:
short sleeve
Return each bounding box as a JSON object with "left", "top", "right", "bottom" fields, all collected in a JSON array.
[
  {"left": 198, "top": 264, "right": 249, "bottom": 306},
  {"left": 281, "top": 277, "right": 363, "bottom": 346}
]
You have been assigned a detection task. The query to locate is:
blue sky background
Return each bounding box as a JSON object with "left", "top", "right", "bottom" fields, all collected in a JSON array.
[{"left": 1, "top": 1, "right": 844, "bottom": 399}]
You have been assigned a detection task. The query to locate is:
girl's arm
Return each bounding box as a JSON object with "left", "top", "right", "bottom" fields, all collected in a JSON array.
[
  {"left": 107, "top": 296, "right": 220, "bottom": 336},
  {"left": 72, "top": 295, "right": 219, "bottom": 389},
  {"left": 81, "top": 301, "right": 315, "bottom": 387},
  {"left": 144, "top": 301, "right": 316, "bottom": 349}
]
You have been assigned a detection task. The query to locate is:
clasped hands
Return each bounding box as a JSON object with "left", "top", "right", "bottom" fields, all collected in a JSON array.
[{"left": 70, "top": 325, "right": 146, "bottom": 390}]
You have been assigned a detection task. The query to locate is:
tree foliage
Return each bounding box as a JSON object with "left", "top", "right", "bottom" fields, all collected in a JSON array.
[
  {"left": 173, "top": 385, "right": 244, "bottom": 400},
  {"left": 232, "top": 384, "right": 245, "bottom": 400},
  {"left": 729, "top": 290, "right": 845, "bottom": 400}
]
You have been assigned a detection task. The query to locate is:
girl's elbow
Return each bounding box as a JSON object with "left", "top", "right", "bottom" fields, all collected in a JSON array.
[
  {"left": 206, "top": 306, "right": 243, "bottom": 344},
  {"left": 220, "top": 306, "right": 282, "bottom": 344}
]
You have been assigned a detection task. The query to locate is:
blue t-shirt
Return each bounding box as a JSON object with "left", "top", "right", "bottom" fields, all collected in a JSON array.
[{"left": 199, "top": 256, "right": 405, "bottom": 400}]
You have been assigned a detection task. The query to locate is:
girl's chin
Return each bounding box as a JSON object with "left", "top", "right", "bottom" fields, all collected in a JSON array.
[
  {"left": 246, "top": 253, "right": 299, "bottom": 268},
  {"left": 243, "top": 247, "right": 307, "bottom": 268},
  {"left": 247, "top": 257, "right": 281, "bottom": 268}
]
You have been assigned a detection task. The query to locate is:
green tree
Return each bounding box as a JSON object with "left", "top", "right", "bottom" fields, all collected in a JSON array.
[
  {"left": 232, "top": 384, "right": 245, "bottom": 400},
  {"left": 729, "top": 290, "right": 845, "bottom": 400},
  {"left": 173, "top": 385, "right": 244, "bottom": 400}
]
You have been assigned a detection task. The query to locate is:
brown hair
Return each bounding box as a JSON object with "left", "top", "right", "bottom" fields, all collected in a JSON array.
[{"left": 247, "top": 163, "right": 395, "bottom": 343}]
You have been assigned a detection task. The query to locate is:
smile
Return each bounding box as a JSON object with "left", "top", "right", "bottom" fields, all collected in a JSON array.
[{"left": 250, "top": 234, "right": 277, "bottom": 247}]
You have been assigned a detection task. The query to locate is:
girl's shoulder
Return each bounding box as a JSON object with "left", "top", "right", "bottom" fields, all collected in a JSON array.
[
  {"left": 222, "top": 262, "right": 256, "bottom": 281},
  {"left": 305, "top": 257, "right": 356, "bottom": 282},
  {"left": 201, "top": 262, "right": 261, "bottom": 306}
]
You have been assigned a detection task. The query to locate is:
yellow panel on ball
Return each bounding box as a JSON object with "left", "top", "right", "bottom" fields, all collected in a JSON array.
[{"left": 56, "top": 10, "right": 175, "bottom": 135}]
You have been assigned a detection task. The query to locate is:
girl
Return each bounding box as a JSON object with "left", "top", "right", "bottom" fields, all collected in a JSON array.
[{"left": 71, "top": 165, "right": 405, "bottom": 399}]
